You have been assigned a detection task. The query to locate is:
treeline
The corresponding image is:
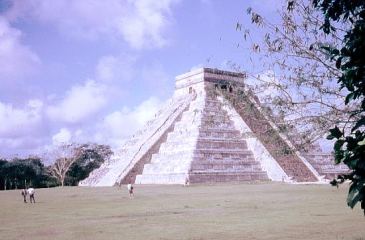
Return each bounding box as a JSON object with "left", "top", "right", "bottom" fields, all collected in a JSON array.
[
  {"left": 0, "top": 143, "right": 112, "bottom": 190},
  {"left": 0, "top": 157, "right": 55, "bottom": 190}
]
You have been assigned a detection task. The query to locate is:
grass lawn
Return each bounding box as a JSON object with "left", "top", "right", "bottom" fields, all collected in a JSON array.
[{"left": 0, "top": 182, "right": 364, "bottom": 240}]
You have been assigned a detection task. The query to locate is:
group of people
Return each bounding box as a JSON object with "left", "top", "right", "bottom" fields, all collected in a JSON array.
[
  {"left": 21, "top": 188, "right": 36, "bottom": 203},
  {"left": 20, "top": 183, "right": 134, "bottom": 203}
]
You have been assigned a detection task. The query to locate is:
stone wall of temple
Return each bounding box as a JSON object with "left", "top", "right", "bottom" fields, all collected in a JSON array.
[
  {"left": 302, "top": 152, "right": 349, "bottom": 179},
  {"left": 220, "top": 89, "right": 319, "bottom": 182}
]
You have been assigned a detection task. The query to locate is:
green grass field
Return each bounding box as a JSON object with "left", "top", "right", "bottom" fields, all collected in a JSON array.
[{"left": 0, "top": 183, "right": 364, "bottom": 240}]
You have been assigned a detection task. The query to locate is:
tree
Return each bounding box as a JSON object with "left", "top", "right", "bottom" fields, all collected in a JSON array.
[
  {"left": 236, "top": 0, "right": 358, "bottom": 150},
  {"left": 65, "top": 144, "right": 112, "bottom": 186},
  {"left": 49, "top": 143, "right": 81, "bottom": 187},
  {"left": 0, "top": 159, "right": 8, "bottom": 190},
  {"left": 0, "top": 157, "right": 53, "bottom": 190},
  {"left": 312, "top": 0, "right": 365, "bottom": 215}
]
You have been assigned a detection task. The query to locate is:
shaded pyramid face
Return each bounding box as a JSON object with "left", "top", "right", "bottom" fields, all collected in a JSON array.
[{"left": 80, "top": 68, "right": 347, "bottom": 186}]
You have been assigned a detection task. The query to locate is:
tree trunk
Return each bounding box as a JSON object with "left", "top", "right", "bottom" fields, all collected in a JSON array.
[{"left": 61, "top": 176, "right": 64, "bottom": 187}]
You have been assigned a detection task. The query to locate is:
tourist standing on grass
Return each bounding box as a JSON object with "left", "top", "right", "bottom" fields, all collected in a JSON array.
[
  {"left": 27, "top": 188, "right": 35, "bottom": 203},
  {"left": 127, "top": 183, "right": 134, "bottom": 198},
  {"left": 21, "top": 189, "right": 27, "bottom": 203}
]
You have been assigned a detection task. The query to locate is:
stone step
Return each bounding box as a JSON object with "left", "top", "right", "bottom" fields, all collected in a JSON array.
[
  {"left": 173, "top": 122, "right": 203, "bottom": 130},
  {"left": 203, "top": 98, "right": 224, "bottom": 104},
  {"left": 142, "top": 162, "right": 191, "bottom": 174},
  {"left": 194, "top": 148, "right": 253, "bottom": 156},
  {"left": 191, "top": 159, "right": 258, "bottom": 165},
  {"left": 198, "top": 125, "right": 237, "bottom": 131},
  {"left": 162, "top": 137, "right": 247, "bottom": 145},
  {"left": 204, "top": 99, "right": 222, "bottom": 104},
  {"left": 150, "top": 146, "right": 252, "bottom": 158},
  {"left": 159, "top": 138, "right": 248, "bottom": 152},
  {"left": 201, "top": 114, "right": 231, "bottom": 122},
  {"left": 190, "top": 164, "right": 262, "bottom": 171},
  {"left": 179, "top": 111, "right": 202, "bottom": 120},
  {"left": 150, "top": 155, "right": 256, "bottom": 166},
  {"left": 203, "top": 105, "right": 225, "bottom": 112},
  {"left": 188, "top": 172, "right": 269, "bottom": 183},
  {"left": 191, "top": 167, "right": 264, "bottom": 173},
  {"left": 196, "top": 139, "right": 248, "bottom": 149},
  {"left": 200, "top": 120, "right": 234, "bottom": 127},
  {"left": 167, "top": 129, "right": 241, "bottom": 140},
  {"left": 158, "top": 142, "right": 196, "bottom": 152},
  {"left": 149, "top": 151, "right": 193, "bottom": 163},
  {"left": 135, "top": 173, "right": 187, "bottom": 184},
  {"left": 201, "top": 111, "right": 228, "bottom": 118}
]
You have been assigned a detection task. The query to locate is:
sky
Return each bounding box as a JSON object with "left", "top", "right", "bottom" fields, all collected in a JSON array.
[{"left": 0, "top": 0, "right": 283, "bottom": 158}]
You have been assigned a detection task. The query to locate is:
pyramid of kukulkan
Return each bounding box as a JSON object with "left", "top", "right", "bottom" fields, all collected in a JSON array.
[{"left": 80, "top": 68, "right": 348, "bottom": 186}]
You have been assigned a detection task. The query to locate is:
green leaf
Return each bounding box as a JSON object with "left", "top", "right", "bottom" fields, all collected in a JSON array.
[
  {"left": 328, "top": 126, "right": 343, "bottom": 139},
  {"left": 334, "top": 150, "right": 344, "bottom": 164},
  {"left": 334, "top": 140, "right": 345, "bottom": 151},
  {"left": 345, "top": 92, "right": 354, "bottom": 104},
  {"left": 331, "top": 48, "right": 339, "bottom": 55},
  {"left": 358, "top": 139, "right": 365, "bottom": 146},
  {"left": 327, "top": 134, "right": 335, "bottom": 140},
  {"left": 347, "top": 183, "right": 360, "bottom": 208},
  {"left": 336, "top": 57, "right": 342, "bottom": 69},
  {"left": 352, "top": 117, "right": 365, "bottom": 131}
]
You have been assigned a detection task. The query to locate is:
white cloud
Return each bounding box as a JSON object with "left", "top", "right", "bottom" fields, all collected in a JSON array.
[
  {"left": 97, "top": 97, "right": 163, "bottom": 147},
  {"left": 0, "top": 17, "right": 40, "bottom": 80},
  {"left": 0, "top": 51, "right": 140, "bottom": 157},
  {"left": 95, "top": 55, "right": 136, "bottom": 83},
  {"left": 47, "top": 80, "right": 108, "bottom": 124},
  {"left": 0, "top": 137, "right": 46, "bottom": 156},
  {"left": 0, "top": 99, "right": 46, "bottom": 158},
  {"left": 6, "top": 0, "right": 179, "bottom": 49},
  {"left": 0, "top": 99, "right": 43, "bottom": 138},
  {"left": 52, "top": 128, "right": 72, "bottom": 145},
  {"left": 118, "top": 0, "right": 177, "bottom": 48}
]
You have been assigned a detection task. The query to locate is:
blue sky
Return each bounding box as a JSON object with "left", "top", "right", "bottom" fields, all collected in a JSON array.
[{"left": 0, "top": 0, "right": 281, "bottom": 158}]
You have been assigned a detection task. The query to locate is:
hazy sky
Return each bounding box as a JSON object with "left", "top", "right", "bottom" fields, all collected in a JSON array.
[{"left": 0, "top": 0, "right": 281, "bottom": 158}]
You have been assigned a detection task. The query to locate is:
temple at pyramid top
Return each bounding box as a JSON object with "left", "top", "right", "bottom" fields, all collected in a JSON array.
[
  {"left": 174, "top": 68, "right": 246, "bottom": 97},
  {"left": 80, "top": 68, "right": 348, "bottom": 186}
]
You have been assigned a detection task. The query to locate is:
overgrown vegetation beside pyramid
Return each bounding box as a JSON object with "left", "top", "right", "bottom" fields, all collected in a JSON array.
[{"left": 80, "top": 68, "right": 347, "bottom": 186}]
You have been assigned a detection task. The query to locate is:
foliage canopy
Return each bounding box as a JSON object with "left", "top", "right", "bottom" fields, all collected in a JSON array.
[{"left": 312, "top": 0, "right": 365, "bottom": 214}]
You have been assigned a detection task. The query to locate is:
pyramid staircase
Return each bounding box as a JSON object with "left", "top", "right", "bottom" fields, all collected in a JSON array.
[{"left": 135, "top": 87, "right": 269, "bottom": 184}]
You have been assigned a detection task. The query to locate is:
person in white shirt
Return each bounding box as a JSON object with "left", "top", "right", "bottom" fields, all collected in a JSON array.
[
  {"left": 27, "top": 188, "right": 35, "bottom": 203},
  {"left": 127, "top": 183, "right": 134, "bottom": 198}
]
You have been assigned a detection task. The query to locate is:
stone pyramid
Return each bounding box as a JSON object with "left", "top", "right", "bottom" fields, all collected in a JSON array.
[{"left": 80, "top": 68, "right": 347, "bottom": 186}]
